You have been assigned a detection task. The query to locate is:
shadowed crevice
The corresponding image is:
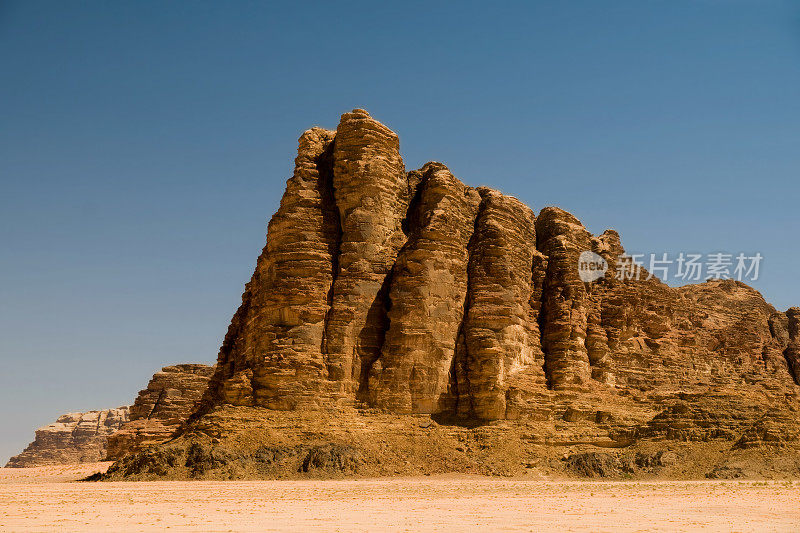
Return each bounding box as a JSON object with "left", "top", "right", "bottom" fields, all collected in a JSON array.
[
  {"left": 356, "top": 273, "right": 393, "bottom": 401},
  {"left": 318, "top": 139, "right": 342, "bottom": 376},
  {"left": 358, "top": 169, "right": 431, "bottom": 403},
  {"left": 783, "top": 346, "right": 800, "bottom": 385},
  {"left": 535, "top": 254, "right": 555, "bottom": 390},
  {"left": 446, "top": 191, "right": 489, "bottom": 419}
]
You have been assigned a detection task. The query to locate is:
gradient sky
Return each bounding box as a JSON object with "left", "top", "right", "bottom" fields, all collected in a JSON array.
[{"left": 1, "top": 0, "right": 799, "bottom": 464}]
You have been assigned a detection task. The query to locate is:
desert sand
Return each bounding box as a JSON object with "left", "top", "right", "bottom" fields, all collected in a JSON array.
[{"left": 0, "top": 464, "right": 798, "bottom": 532}]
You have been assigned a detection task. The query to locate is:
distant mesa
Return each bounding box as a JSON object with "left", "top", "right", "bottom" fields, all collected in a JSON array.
[{"left": 6, "top": 408, "right": 129, "bottom": 468}]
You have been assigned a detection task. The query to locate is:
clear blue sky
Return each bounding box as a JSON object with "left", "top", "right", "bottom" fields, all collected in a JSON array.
[{"left": 1, "top": 1, "right": 798, "bottom": 463}]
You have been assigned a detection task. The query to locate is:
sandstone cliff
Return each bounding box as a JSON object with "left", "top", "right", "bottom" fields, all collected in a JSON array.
[
  {"left": 6, "top": 408, "right": 129, "bottom": 468},
  {"left": 106, "top": 364, "right": 214, "bottom": 460},
  {"left": 106, "top": 110, "right": 799, "bottom": 480},
  {"left": 202, "top": 110, "right": 799, "bottom": 420}
]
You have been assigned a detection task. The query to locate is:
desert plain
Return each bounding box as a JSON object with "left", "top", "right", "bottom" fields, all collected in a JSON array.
[{"left": 1, "top": 463, "right": 798, "bottom": 532}]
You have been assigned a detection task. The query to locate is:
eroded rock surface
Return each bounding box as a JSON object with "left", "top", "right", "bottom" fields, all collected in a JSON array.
[
  {"left": 375, "top": 163, "right": 481, "bottom": 413},
  {"left": 452, "top": 189, "right": 546, "bottom": 420},
  {"left": 784, "top": 307, "right": 800, "bottom": 385},
  {"left": 102, "top": 109, "right": 800, "bottom": 480},
  {"left": 6, "top": 408, "right": 129, "bottom": 468},
  {"left": 201, "top": 109, "right": 798, "bottom": 439},
  {"left": 208, "top": 128, "right": 339, "bottom": 410},
  {"left": 323, "top": 109, "right": 410, "bottom": 395},
  {"left": 106, "top": 364, "right": 213, "bottom": 460}
]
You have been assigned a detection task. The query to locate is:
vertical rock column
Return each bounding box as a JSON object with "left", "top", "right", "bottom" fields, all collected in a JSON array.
[
  {"left": 535, "top": 207, "right": 594, "bottom": 389},
  {"left": 374, "top": 164, "right": 481, "bottom": 413},
  {"left": 323, "top": 110, "right": 410, "bottom": 392},
  {"left": 213, "top": 127, "right": 340, "bottom": 409},
  {"left": 455, "top": 189, "right": 546, "bottom": 419},
  {"left": 586, "top": 230, "right": 622, "bottom": 385},
  {"left": 785, "top": 307, "right": 800, "bottom": 385}
]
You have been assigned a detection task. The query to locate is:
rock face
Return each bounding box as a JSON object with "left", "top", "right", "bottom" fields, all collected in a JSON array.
[
  {"left": 106, "top": 364, "right": 214, "bottom": 460},
  {"left": 453, "top": 190, "right": 546, "bottom": 420},
  {"left": 199, "top": 109, "right": 799, "bottom": 433},
  {"left": 211, "top": 127, "right": 339, "bottom": 409},
  {"left": 324, "top": 110, "right": 410, "bottom": 396},
  {"left": 102, "top": 109, "right": 800, "bottom": 480},
  {"left": 784, "top": 308, "right": 800, "bottom": 385},
  {"left": 6, "top": 408, "right": 129, "bottom": 468},
  {"left": 374, "top": 164, "right": 481, "bottom": 413}
]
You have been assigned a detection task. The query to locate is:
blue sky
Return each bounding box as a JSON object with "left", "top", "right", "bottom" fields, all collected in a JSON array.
[{"left": 1, "top": 0, "right": 798, "bottom": 463}]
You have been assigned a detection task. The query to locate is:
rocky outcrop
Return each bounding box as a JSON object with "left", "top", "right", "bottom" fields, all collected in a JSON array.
[
  {"left": 535, "top": 207, "right": 596, "bottom": 388},
  {"left": 106, "top": 364, "right": 213, "bottom": 460},
  {"left": 374, "top": 163, "right": 481, "bottom": 413},
  {"left": 201, "top": 109, "right": 799, "bottom": 432},
  {"left": 323, "top": 109, "right": 410, "bottom": 395},
  {"left": 210, "top": 128, "right": 339, "bottom": 410},
  {"left": 784, "top": 307, "right": 800, "bottom": 385},
  {"left": 452, "top": 190, "right": 546, "bottom": 420},
  {"left": 104, "top": 109, "right": 800, "bottom": 480},
  {"left": 6, "top": 408, "right": 129, "bottom": 468}
]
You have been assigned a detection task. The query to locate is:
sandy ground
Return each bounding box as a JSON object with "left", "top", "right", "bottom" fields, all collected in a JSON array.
[
  {"left": 1, "top": 464, "right": 798, "bottom": 532},
  {"left": 0, "top": 462, "right": 115, "bottom": 484}
]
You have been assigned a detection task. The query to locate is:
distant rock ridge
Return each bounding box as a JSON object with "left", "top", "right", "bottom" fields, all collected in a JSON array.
[
  {"left": 5, "top": 408, "right": 129, "bottom": 468},
  {"left": 201, "top": 109, "right": 799, "bottom": 423},
  {"left": 7, "top": 364, "right": 214, "bottom": 467}
]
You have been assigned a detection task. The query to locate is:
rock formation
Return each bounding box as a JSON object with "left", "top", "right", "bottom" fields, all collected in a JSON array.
[
  {"left": 375, "top": 164, "right": 481, "bottom": 413},
  {"left": 7, "top": 364, "right": 214, "bottom": 467},
  {"left": 99, "top": 109, "right": 800, "bottom": 479},
  {"left": 6, "top": 408, "right": 129, "bottom": 468},
  {"left": 106, "top": 364, "right": 214, "bottom": 459},
  {"left": 784, "top": 307, "right": 800, "bottom": 385},
  {"left": 200, "top": 109, "right": 799, "bottom": 424}
]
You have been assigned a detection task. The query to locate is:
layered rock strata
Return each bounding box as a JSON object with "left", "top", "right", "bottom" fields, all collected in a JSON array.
[
  {"left": 451, "top": 189, "right": 546, "bottom": 420},
  {"left": 212, "top": 128, "right": 338, "bottom": 409},
  {"left": 106, "top": 364, "right": 213, "bottom": 459},
  {"left": 202, "top": 109, "right": 799, "bottom": 430},
  {"left": 374, "top": 163, "right": 481, "bottom": 413},
  {"left": 323, "top": 109, "right": 410, "bottom": 394},
  {"left": 784, "top": 307, "right": 800, "bottom": 385},
  {"left": 6, "top": 408, "right": 129, "bottom": 468}
]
